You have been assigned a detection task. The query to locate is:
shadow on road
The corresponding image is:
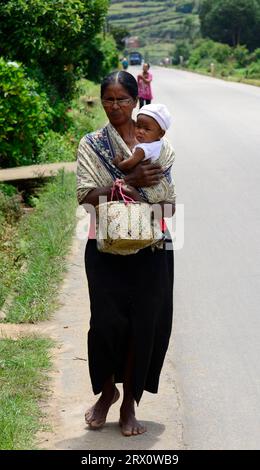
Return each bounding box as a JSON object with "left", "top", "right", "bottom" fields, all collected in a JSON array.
[{"left": 55, "top": 420, "right": 165, "bottom": 450}]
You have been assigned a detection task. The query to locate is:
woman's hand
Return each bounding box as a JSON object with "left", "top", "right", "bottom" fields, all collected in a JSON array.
[
  {"left": 124, "top": 159, "right": 163, "bottom": 188},
  {"left": 119, "top": 183, "right": 144, "bottom": 202}
]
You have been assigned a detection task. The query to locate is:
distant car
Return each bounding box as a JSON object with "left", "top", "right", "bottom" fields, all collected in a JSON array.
[{"left": 129, "top": 52, "right": 142, "bottom": 65}]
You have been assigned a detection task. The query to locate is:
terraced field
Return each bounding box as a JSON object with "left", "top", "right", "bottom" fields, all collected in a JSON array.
[{"left": 108, "top": 0, "right": 200, "bottom": 44}]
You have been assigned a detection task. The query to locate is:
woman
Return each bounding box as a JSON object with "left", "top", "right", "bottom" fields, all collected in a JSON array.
[
  {"left": 76, "top": 71, "right": 176, "bottom": 437},
  {"left": 137, "top": 63, "right": 153, "bottom": 108}
]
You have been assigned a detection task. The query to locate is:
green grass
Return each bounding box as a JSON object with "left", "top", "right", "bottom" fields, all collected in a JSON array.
[
  {"left": 0, "top": 192, "right": 23, "bottom": 311},
  {"left": 0, "top": 336, "right": 54, "bottom": 450},
  {"left": 238, "top": 78, "right": 260, "bottom": 87},
  {"left": 4, "top": 171, "right": 77, "bottom": 323}
]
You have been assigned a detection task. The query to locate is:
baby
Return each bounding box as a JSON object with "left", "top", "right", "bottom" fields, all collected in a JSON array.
[{"left": 113, "top": 103, "right": 171, "bottom": 171}]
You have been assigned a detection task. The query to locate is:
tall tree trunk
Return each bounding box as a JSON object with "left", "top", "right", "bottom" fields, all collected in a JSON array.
[
  {"left": 232, "top": 29, "right": 236, "bottom": 47},
  {"left": 237, "top": 28, "right": 241, "bottom": 46}
]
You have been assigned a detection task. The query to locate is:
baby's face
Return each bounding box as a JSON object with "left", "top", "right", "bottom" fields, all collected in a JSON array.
[{"left": 135, "top": 114, "right": 164, "bottom": 143}]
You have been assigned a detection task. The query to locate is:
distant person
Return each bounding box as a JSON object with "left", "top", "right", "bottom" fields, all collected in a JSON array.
[
  {"left": 113, "top": 103, "right": 171, "bottom": 171},
  {"left": 137, "top": 63, "right": 153, "bottom": 108},
  {"left": 121, "top": 57, "right": 129, "bottom": 70}
]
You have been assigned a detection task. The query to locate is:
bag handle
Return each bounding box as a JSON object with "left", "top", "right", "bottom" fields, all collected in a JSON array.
[{"left": 111, "top": 179, "right": 136, "bottom": 205}]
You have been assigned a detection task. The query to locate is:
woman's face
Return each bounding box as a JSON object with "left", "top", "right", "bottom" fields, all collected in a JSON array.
[
  {"left": 101, "top": 83, "right": 137, "bottom": 127},
  {"left": 143, "top": 64, "right": 149, "bottom": 74}
]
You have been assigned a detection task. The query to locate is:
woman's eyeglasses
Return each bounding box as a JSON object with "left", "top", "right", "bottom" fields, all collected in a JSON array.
[{"left": 101, "top": 98, "right": 133, "bottom": 107}]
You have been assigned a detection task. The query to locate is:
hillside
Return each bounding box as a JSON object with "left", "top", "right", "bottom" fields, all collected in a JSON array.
[{"left": 108, "top": 0, "right": 200, "bottom": 48}]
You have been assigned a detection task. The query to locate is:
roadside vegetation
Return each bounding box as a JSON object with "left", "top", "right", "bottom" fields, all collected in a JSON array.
[
  {"left": 109, "top": 0, "right": 200, "bottom": 47},
  {"left": 109, "top": 0, "right": 260, "bottom": 84},
  {"left": 171, "top": 0, "right": 260, "bottom": 85},
  {"left": 109, "top": 0, "right": 200, "bottom": 64},
  {"left": 0, "top": 336, "right": 53, "bottom": 450},
  {"left": 0, "top": 78, "right": 105, "bottom": 324},
  {"left": 2, "top": 171, "right": 77, "bottom": 323},
  {"left": 172, "top": 40, "right": 260, "bottom": 86},
  {"left": 0, "top": 0, "right": 116, "bottom": 169},
  {"left": 0, "top": 0, "right": 110, "bottom": 450}
]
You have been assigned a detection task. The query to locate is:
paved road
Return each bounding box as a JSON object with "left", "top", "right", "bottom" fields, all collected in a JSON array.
[{"left": 130, "top": 66, "right": 260, "bottom": 449}]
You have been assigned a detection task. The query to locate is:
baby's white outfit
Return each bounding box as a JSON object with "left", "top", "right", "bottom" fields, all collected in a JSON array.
[{"left": 132, "top": 140, "right": 163, "bottom": 162}]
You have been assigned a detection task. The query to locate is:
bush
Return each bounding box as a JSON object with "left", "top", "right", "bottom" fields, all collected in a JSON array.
[
  {"left": 232, "top": 45, "right": 250, "bottom": 67},
  {"left": 0, "top": 191, "right": 22, "bottom": 225},
  {"left": 0, "top": 183, "right": 17, "bottom": 197},
  {"left": 0, "top": 0, "right": 110, "bottom": 98},
  {"left": 36, "top": 131, "right": 76, "bottom": 164},
  {"left": 188, "top": 39, "right": 232, "bottom": 67},
  {"left": 0, "top": 58, "right": 53, "bottom": 168},
  {"left": 188, "top": 40, "right": 214, "bottom": 67},
  {"left": 185, "top": 38, "right": 260, "bottom": 79},
  {"left": 212, "top": 42, "right": 232, "bottom": 63},
  {"left": 172, "top": 41, "right": 191, "bottom": 65},
  {"left": 246, "top": 60, "right": 260, "bottom": 78},
  {"left": 250, "top": 48, "right": 260, "bottom": 62}
]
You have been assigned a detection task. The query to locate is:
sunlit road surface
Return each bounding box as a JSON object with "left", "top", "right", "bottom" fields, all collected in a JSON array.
[{"left": 130, "top": 66, "right": 260, "bottom": 449}]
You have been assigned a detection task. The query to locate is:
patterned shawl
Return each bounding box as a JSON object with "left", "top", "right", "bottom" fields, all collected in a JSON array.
[{"left": 76, "top": 122, "right": 176, "bottom": 205}]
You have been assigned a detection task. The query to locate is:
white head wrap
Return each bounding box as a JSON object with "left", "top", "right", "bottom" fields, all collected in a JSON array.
[{"left": 137, "top": 103, "right": 172, "bottom": 131}]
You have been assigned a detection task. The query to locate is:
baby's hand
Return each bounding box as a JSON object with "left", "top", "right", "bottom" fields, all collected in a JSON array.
[{"left": 113, "top": 154, "right": 124, "bottom": 167}]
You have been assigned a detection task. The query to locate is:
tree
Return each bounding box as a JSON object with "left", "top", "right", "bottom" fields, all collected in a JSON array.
[
  {"left": 182, "top": 15, "right": 200, "bottom": 41},
  {"left": 83, "top": 34, "right": 119, "bottom": 82},
  {"left": 110, "top": 25, "right": 130, "bottom": 51},
  {"left": 0, "top": 59, "right": 52, "bottom": 167},
  {"left": 0, "top": 0, "right": 111, "bottom": 96},
  {"left": 199, "top": 0, "right": 260, "bottom": 49}
]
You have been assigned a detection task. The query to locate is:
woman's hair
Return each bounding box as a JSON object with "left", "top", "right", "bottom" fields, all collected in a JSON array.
[{"left": 101, "top": 71, "right": 138, "bottom": 100}]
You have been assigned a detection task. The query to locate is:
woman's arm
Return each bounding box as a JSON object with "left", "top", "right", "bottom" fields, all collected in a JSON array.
[
  {"left": 137, "top": 73, "right": 152, "bottom": 83},
  {"left": 117, "top": 185, "right": 176, "bottom": 210},
  {"left": 124, "top": 159, "right": 163, "bottom": 187},
  {"left": 79, "top": 186, "right": 112, "bottom": 207},
  {"left": 77, "top": 158, "right": 162, "bottom": 207},
  {"left": 79, "top": 184, "right": 175, "bottom": 213},
  {"left": 141, "top": 76, "right": 152, "bottom": 84},
  {"left": 79, "top": 182, "right": 145, "bottom": 206}
]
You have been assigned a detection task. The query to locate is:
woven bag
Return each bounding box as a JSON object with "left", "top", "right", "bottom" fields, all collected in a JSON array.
[{"left": 96, "top": 179, "right": 165, "bottom": 255}]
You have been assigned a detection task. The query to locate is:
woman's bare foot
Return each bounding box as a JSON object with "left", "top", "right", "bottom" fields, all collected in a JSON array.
[
  {"left": 85, "top": 386, "right": 120, "bottom": 430},
  {"left": 119, "top": 400, "right": 146, "bottom": 436}
]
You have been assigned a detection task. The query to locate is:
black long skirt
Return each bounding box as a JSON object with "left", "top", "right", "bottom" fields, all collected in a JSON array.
[{"left": 84, "top": 239, "right": 174, "bottom": 404}]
